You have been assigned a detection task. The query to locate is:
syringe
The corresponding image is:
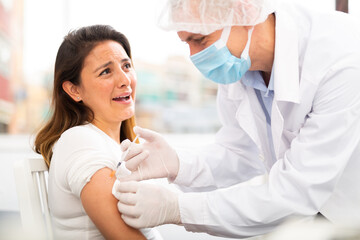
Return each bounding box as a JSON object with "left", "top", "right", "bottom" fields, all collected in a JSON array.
[{"left": 110, "top": 135, "right": 139, "bottom": 178}]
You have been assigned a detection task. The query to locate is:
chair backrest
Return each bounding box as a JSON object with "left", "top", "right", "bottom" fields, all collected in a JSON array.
[{"left": 13, "top": 157, "right": 54, "bottom": 240}]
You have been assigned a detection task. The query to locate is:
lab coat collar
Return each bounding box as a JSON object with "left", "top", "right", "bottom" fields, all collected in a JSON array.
[
  {"left": 273, "top": 6, "right": 300, "bottom": 103},
  {"left": 228, "top": 80, "right": 246, "bottom": 100},
  {"left": 227, "top": 6, "right": 301, "bottom": 158}
]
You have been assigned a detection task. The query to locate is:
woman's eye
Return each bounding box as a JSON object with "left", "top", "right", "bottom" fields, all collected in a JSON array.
[
  {"left": 99, "top": 68, "right": 111, "bottom": 76},
  {"left": 124, "top": 63, "right": 132, "bottom": 69}
]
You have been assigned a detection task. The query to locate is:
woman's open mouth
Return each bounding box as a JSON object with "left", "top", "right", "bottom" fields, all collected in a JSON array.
[{"left": 112, "top": 94, "right": 131, "bottom": 102}]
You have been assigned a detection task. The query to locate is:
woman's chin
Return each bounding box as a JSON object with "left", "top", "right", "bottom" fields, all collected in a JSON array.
[{"left": 120, "top": 110, "right": 135, "bottom": 121}]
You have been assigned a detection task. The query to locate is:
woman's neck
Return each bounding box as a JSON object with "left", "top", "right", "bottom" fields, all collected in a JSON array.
[{"left": 92, "top": 119, "right": 121, "bottom": 144}]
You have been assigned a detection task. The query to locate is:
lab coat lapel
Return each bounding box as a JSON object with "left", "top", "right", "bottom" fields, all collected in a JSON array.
[
  {"left": 271, "top": 102, "right": 284, "bottom": 159},
  {"left": 271, "top": 7, "right": 301, "bottom": 158},
  {"left": 229, "top": 82, "right": 262, "bottom": 149}
]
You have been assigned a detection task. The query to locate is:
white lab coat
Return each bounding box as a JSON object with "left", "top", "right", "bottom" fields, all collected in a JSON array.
[{"left": 174, "top": 1, "right": 360, "bottom": 238}]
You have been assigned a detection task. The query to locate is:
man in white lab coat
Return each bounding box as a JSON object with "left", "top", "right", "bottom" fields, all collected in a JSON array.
[{"left": 113, "top": 0, "right": 360, "bottom": 237}]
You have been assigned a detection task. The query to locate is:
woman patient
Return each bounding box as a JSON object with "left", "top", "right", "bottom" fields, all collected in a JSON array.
[{"left": 34, "top": 25, "right": 161, "bottom": 240}]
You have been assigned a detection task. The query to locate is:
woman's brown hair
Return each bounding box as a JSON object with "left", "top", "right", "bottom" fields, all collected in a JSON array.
[{"left": 34, "top": 25, "right": 137, "bottom": 167}]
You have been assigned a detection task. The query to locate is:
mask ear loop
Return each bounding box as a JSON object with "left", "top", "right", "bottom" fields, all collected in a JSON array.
[
  {"left": 214, "top": 26, "right": 232, "bottom": 49},
  {"left": 241, "top": 27, "right": 254, "bottom": 60}
]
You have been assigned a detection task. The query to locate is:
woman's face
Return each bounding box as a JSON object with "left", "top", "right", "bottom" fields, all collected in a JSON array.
[{"left": 78, "top": 40, "right": 137, "bottom": 128}]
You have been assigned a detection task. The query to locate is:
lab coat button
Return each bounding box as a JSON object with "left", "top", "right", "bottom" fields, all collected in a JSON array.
[{"left": 259, "top": 154, "right": 265, "bottom": 161}]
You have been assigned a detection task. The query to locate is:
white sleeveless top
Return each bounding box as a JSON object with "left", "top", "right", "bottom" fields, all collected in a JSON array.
[{"left": 48, "top": 123, "right": 161, "bottom": 240}]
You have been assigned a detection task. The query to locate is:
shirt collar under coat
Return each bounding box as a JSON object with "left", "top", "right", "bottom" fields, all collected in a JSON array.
[{"left": 227, "top": 6, "right": 300, "bottom": 104}]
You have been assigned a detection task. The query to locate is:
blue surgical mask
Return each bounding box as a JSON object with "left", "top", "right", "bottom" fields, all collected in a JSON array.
[{"left": 190, "top": 26, "right": 254, "bottom": 85}]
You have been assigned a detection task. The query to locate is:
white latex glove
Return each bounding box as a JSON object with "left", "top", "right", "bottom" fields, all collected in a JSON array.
[
  {"left": 113, "top": 181, "right": 181, "bottom": 228},
  {"left": 120, "top": 126, "right": 179, "bottom": 181},
  {"left": 112, "top": 180, "right": 164, "bottom": 240}
]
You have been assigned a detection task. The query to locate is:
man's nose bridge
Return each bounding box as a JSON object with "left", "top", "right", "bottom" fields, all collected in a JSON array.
[{"left": 190, "top": 45, "right": 200, "bottom": 56}]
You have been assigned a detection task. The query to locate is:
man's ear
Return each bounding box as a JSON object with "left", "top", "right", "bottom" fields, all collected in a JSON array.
[{"left": 62, "top": 81, "right": 82, "bottom": 102}]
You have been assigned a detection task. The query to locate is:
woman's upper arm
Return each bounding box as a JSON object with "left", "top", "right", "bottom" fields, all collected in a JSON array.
[{"left": 80, "top": 167, "right": 146, "bottom": 240}]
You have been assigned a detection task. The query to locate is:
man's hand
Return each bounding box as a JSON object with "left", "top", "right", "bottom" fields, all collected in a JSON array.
[
  {"left": 120, "top": 126, "right": 180, "bottom": 181},
  {"left": 113, "top": 181, "right": 181, "bottom": 228}
]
